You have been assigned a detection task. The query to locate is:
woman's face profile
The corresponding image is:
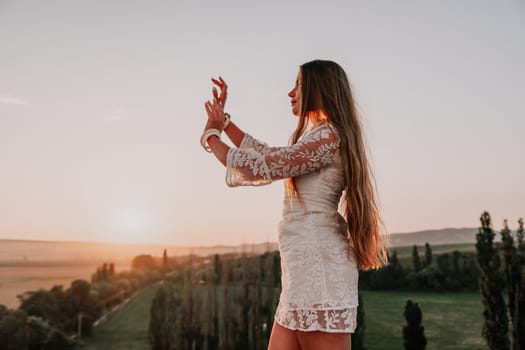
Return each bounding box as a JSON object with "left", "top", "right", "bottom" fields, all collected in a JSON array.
[{"left": 288, "top": 69, "right": 302, "bottom": 117}]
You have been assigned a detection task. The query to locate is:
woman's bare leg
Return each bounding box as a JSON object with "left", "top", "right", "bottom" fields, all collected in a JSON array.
[
  {"left": 297, "top": 330, "right": 351, "bottom": 350},
  {"left": 267, "top": 321, "right": 302, "bottom": 350}
]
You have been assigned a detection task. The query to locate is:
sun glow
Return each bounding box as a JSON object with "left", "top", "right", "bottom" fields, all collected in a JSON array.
[{"left": 109, "top": 207, "right": 150, "bottom": 244}]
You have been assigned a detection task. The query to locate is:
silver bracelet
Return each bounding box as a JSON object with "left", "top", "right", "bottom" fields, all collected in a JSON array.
[{"left": 200, "top": 128, "right": 221, "bottom": 153}]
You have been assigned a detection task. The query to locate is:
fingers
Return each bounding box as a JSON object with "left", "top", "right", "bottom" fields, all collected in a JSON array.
[
  {"left": 207, "top": 77, "right": 227, "bottom": 129},
  {"left": 211, "top": 76, "right": 228, "bottom": 89},
  {"left": 204, "top": 101, "right": 213, "bottom": 117},
  {"left": 211, "top": 78, "right": 223, "bottom": 88},
  {"left": 204, "top": 100, "right": 223, "bottom": 119},
  {"left": 212, "top": 99, "right": 223, "bottom": 115},
  {"left": 211, "top": 77, "right": 227, "bottom": 106}
]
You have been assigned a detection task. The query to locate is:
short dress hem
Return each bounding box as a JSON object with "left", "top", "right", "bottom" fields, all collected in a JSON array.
[
  {"left": 274, "top": 319, "right": 357, "bottom": 334},
  {"left": 274, "top": 303, "right": 358, "bottom": 334}
]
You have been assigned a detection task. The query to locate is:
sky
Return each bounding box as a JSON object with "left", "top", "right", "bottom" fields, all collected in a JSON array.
[{"left": 1, "top": 0, "right": 524, "bottom": 246}]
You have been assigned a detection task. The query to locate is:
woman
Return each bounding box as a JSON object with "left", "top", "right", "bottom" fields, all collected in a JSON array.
[{"left": 201, "top": 59, "right": 389, "bottom": 350}]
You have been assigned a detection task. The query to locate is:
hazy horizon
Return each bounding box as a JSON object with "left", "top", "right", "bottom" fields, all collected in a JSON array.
[
  {"left": 0, "top": 225, "right": 484, "bottom": 245},
  {"left": 1, "top": 0, "right": 524, "bottom": 246}
]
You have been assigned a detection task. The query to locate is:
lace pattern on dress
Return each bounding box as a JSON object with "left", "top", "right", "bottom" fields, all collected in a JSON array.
[
  {"left": 274, "top": 304, "right": 357, "bottom": 333},
  {"left": 239, "top": 133, "right": 279, "bottom": 155},
  {"left": 226, "top": 123, "right": 340, "bottom": 187}
]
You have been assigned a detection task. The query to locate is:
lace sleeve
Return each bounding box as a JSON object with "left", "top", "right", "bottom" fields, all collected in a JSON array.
[
  {"left": 239, "top": 133, "right": 280, "bottom": 155},
  {"left": 226, "top": 124, "right": 340, "bottom": 187}
]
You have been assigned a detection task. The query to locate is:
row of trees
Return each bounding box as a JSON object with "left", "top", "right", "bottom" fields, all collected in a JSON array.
[
  {"left": 149, "top": 251, "right": 281, "bottom": 350},
  {"left": 0, "top": 256, "right": 164, "bottom": 350},
  {"left": 476, "top": 213, "right": 525, "bottom": 350},
  {"left": 360, "top": 243, "right": 479, "bottom": 291}
]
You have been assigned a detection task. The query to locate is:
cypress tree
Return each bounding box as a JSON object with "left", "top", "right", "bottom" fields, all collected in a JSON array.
[
  {"left": 500, "top": 219, "right": 521, "bottom": 350},
  {"left": 517, "top": 218, "right": 524, "bottom": 256},
  {"left": 476, "top": 211, "right": 510, "bottom": 350},
  {"left": 389, "top": 250, "right": 406, "bottom": 288},
  {"left": 516, "top": 267, "right": 525, "bottom": 350},
  {"left": 424, "top": 243, "right": 432, "bottom": 268},
  {"left": 272, "top": 252, "right": 281, "bottom": 288},
  {"left": 162, "top": 249, "right": 168, "bottom": 273},
  {"left": 213, "top": 254, "right": 222, "bottom": 285},
  {"left": 238, "top": 261, "right": 251, "bottom": 349},
  {"left": 205, "top": 276, "right": 219, "bottom": 350},
  {"left": 102, "top": 263, "right": 108, "bottom": 280},
  {"left": 352, "top": 293, "right": 366, "bottom": 350},
  {"left": 149, "top": 284, "right": 181, "bottom": 350},
  {"left": 512, "top": 218, "right": 525, "bottom": 350},
  {"left": 412, "top": 245, "right": 422, "bottom": 272},
  {"left": 451, "top": 251, "right": 461, "bottom": 279},
  {"left": 402, "top": 299, "right": 426, "bottom": 350}
]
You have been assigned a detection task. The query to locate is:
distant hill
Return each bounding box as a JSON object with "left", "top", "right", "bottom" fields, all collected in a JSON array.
[
  {"left": 202, "top": 227, "right": 485, "bottom": 252},
  {"left": 387, "top": 227, "right": 482, "bottom": 247},
  {"left": 0, "top": 227, "right": 488, "bottom": 264}
]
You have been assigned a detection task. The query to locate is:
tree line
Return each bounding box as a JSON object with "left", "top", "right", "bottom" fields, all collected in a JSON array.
[
  {"left": 0, "top": 254, "right": 165, "bottom": 350},
  {"left": 476, "top": 212, "right": 525, "bottom": 350},
  {"left": 149, "top": 250, "right": 433, "bottom": 349},
  {"left": 360, "top": 242, "right": 479, "bottom": 292}
]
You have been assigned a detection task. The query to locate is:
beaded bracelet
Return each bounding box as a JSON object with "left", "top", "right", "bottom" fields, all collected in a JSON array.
[{"left": 200, "top": 128, "right": 221, "bottom": 153}]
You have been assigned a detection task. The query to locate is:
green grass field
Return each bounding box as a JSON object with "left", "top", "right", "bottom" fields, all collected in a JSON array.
[
  {"left": 362, "top": 290, "right": 488, "bottom": 350},
  {"left": 78, "top": 284, "right": 160, "bottom": 350}
]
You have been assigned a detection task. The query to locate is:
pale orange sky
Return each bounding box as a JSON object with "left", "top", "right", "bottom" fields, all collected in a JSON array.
[{"left": 1, "top": 0, "right": 524, "bottom": 246}]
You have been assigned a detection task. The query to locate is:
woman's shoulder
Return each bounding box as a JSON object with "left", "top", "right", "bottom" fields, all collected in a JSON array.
[
  {"left": 308, "top": 121, "right": 340, "bottom": 141},
  {"left": 295, "top": 121, "right": 340, "bottom": 145}
]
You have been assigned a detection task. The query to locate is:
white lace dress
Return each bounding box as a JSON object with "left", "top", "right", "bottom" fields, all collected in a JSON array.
[{"left": 225, "top": 122, "right": 359, "bottom": 333}]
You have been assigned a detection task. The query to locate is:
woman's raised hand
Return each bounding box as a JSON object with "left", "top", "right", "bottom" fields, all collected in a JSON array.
[
  {"left": 211, "top": 76, "right": 228, "bottom": 107},
  {"left": 204, "top": 99, "right": 226, "bottom": 131}
]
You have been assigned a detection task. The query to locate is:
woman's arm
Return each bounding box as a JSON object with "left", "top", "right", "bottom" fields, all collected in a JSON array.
[
  {"left": 223, "top": 120, "right": 245, "bottom": 148},
  {"left": 203, "top": 100, "right": 340, "bottom": 188},
  {"left": 206, "top": 135, "right": 229, "bottom": 166},
  {"left": 225, "top": 123, "right": 340, "bottom": 187},
  {"left": 223, "top": 118, "right": 282, "bottom": 155}
]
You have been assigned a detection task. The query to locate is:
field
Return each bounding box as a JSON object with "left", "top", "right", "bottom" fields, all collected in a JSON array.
[{"left": 362, "top": 290, "right": 488, "bottom": 350}]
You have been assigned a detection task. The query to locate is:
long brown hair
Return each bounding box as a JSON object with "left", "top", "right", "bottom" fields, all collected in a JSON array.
[{"left": 288, "top": 59, "right": 389, "bottom": 270}]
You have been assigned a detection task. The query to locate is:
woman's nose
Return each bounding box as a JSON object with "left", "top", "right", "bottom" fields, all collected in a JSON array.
[{"left": 288, "top": 88, "right": 295, "bottom": 97}]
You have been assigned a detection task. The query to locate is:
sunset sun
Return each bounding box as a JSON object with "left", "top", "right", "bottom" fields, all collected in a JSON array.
[{"left": 110, "top": 207, "right": 150, "bottom": 243}]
